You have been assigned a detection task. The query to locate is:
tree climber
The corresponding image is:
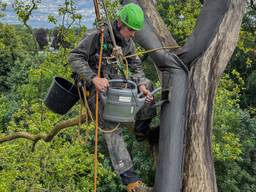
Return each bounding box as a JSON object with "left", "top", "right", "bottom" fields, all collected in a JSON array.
[{"left": 69, "top": 3, "right": 155, "bottom": 192}]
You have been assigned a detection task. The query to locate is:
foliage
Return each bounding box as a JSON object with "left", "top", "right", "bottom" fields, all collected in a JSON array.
[
  {"left": 0, "top": 0, "right": 7, "bottom": 17},
  {"left": 226, "top": 1, "right": 256, "bottom": 109},
  {"left": 213, "top": 74, "right": 244, "bottom": 161},
  {"left": 0, "top": 100, "right": 123, "bottom": 191},
  {"left": 156, "top": 0, "right": 201, "bottom": 44},
  {"left": 101, "top": 0, "right": 120, "bottom": 22},
  {"left": 0, "top": 24, "right": 33, "bottom": 92},
  {"left": 47, "top": 0, "right": 84, "bottom": 50},
  {"left": 0, "top": 24, "right": 125, "bottom": 192},
  {"left": 48, "top": 0, "right": 82, "bottom": 28},
  {"left": 0, "top": 1, "right": 125, "bottom": 190},
  {"left": 35, "top": 28, "right": 48, "bottom": 50},
  {"left": 13, "top": 0, "right": 40, "bottom": 24},
  {"left": 244, "top": 70, "right": 256, "bottom": 108},
  {"left": 0, "top": 0, "right": 255, "bottom": 191},
  {"left": 13, "top": 0, "right": 41, "bottom": 51},
  {"left": 213, "top": 73, "right": 256, "bottom": 191}
]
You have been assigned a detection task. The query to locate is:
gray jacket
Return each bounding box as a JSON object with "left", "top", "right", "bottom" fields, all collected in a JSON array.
[{"left": 68, "top": 21, "right": 147, "bottom": 86}]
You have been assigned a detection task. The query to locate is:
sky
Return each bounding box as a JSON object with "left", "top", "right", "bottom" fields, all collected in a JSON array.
[{"left": 0, "top": 0, "right": 96, "bottom": 29}]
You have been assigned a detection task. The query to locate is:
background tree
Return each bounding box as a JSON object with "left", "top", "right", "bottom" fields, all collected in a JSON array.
[
  {"left": 51, "top": 27, "right": 71, "bottom": 49},
  {"left": 226, "top": 0, "right": 256, "bottom": 110},
  {"left": 0, "top": 0, "right": 254, "bottom": 191},
  {"left": 35, "top": 28, "right": 48, "bottom": 50},
  {"left": 0, "top": 0, "right": 7, "bottom": 17}
]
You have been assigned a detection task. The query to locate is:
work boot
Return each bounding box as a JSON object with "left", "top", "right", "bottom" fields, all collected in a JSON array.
[{"left": 127, "top": 181, "right": 153, "bottom": 192}]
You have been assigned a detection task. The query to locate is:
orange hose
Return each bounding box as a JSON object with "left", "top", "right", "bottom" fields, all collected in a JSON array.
[{"left": 93, "top": 28, "right": 104, "bottom": 192}]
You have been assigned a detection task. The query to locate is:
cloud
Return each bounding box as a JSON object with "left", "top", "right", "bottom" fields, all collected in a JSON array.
[{"left": 1, "top": 0, "right": 95, "bottom": 28}]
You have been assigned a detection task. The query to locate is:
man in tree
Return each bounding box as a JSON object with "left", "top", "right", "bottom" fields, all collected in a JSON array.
[{"left": 69, "top": 3, "right": 154, "bottom": 192}]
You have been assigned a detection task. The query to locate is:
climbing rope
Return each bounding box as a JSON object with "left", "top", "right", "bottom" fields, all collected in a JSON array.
[
  {"left": 92, "top": 1, "right": 105, "bottom": 192},
  {"left": 94, "top": 27, "right": 104, "bottom": 192}
]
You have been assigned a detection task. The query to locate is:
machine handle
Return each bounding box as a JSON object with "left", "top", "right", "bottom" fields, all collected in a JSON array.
[
  {"left": 108, "top": 79, "right": 137, "bottom": 90},
  {"left": 137, "top": 87, "right": 162, "bottom": 98},
  {"left": 136, "top": 87, "right": 162, "bottom": 109}
]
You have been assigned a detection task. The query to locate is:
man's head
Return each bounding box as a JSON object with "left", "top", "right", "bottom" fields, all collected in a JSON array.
[{"left": 117, "top": 3, "right": 144, "bottom": 40}]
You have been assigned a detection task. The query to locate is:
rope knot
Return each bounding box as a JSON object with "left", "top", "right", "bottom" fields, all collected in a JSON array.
[{"left": 112, "top": 46, "right": 123, "bottom": 58}]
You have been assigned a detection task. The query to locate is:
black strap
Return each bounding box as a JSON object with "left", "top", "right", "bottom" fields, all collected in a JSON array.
[{"left": 149, "top": 99, "right": 168, "bottom": 109}]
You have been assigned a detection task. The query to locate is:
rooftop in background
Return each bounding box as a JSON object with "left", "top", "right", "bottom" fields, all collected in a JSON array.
[{"left": 1, "top": 0, "right": 95, "bottom": 29}]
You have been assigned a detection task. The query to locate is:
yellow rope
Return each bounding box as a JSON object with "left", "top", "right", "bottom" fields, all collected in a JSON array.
[
  {"left": 104, "top": 46, "right": 180, "bottom": 60},
  {"left": 124, "top": 57, "right": 129, "bottom": 79},
  {"left": 81, "top": 85, "right": 94, "bottom": 122},
  {"left": 99, "top": 123, "right": 121, "bottom": 133},
  {"left": 126, "top": 45, "right": 180, "bottom": 59},
  {"left": 77, "top": 86, "right": 85, "bottom": 143}
]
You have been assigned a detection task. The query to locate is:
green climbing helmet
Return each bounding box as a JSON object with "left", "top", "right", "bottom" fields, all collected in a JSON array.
[{"left": 118, "top": 3, "right": 144, "bottom": 31}]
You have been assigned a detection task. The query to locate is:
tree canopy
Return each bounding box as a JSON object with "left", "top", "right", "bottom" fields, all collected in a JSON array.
[{"left": 0, "top": 0, "right": 255, "bottom": 191}]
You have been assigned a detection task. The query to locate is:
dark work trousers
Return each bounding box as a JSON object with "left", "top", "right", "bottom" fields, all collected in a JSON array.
[{"left": 86, "top": 84, "right": 156, "bottom": 185}]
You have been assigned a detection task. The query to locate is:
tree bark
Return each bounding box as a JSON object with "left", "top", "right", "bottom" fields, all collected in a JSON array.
[{"left": 183, "top": 1, "right": 246, "bottom": 191}]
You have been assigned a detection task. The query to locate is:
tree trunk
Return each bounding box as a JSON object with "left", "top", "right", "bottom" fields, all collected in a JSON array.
[
  {"left": 183, "top": 0, "right": 246, "bottom": 191},
  {"left": 130, "top": 0, "right": 189, "bottom": 191},
  {"left": 122, "top": 0, "right": 246, "bottom": 191}
]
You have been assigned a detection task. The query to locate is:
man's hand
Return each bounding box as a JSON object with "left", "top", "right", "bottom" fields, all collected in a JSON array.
[
  {"left": 139, "top": 84, "right": 154, "bottom": 103},
  {"left": 92, "top": 77, "right": 109, "bottom": 92}
]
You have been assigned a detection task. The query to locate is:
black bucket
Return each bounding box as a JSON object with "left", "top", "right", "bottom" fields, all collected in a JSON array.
[{"left": 44, "top": 76, "right": 79, "bottom": 115}]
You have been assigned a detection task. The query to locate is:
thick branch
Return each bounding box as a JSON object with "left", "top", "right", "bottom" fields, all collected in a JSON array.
[
  {"left": 183, "top": 0, "right": 246, "bottom": 192},
  {"left": 0, "top": 114, "right": 88, "bottom": 144}
]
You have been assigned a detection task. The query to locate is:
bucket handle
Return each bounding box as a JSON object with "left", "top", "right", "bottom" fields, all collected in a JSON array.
[
  {"left": 137, "top": 87, "right": 162, "bottom": 98},
  {"left": 108, "top": 79, "right": 137, "bottom": 90},
  {"left": 136, "top": 87, "right": 162, "bottom": 111}
]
